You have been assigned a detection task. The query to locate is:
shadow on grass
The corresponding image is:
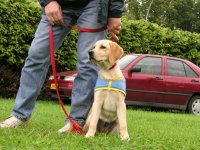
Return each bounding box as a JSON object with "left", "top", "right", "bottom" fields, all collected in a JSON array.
[
  {"left": 126, "top": 105, "right": 186, "bottom": 114},
  {"left": 42, "top": 96, "right": 187, "bottom": 115}
]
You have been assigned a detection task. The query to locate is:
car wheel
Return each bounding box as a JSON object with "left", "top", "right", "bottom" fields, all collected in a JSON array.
[{"left": 188, "top": 95, "right": 200, "bottom": 115}]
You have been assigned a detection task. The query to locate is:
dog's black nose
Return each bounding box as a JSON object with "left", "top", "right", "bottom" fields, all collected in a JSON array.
[{"left": 89, "top": 51, "right": 94, "bottom": 59}]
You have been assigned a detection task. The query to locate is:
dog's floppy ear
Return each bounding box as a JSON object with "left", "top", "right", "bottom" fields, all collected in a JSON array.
[{"left": 109, "top": 42, "right": 124, "bottom": 65}]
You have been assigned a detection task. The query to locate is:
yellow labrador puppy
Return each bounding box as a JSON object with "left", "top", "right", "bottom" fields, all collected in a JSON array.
[{"left": 85, "top": 40, "right": 130, "bottom": 141}]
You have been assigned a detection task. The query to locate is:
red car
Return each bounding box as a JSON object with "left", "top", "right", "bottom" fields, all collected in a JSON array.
[{"left": 45, "top": 54, "right": 200, "bottom": 114}]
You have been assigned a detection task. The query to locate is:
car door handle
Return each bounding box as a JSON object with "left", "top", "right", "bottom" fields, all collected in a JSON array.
[
  {"left": 191, "top": 79, "right": 199, "bottom": 83},
  {"left": 154, "top": 77, "right": 163, "bottom": 80}
]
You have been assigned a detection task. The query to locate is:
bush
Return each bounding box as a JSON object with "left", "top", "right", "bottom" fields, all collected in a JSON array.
[
  {"left": 118, "top": 19, "right": 200, "bottom": 66},
  {"left": 1, "top": 1, "right": 199, "bottom": 70},
  {"left": 0, "top": 0, "right": 77, "bottom": 71},
  {"left": 0, "top": 0, "right": 77, "bottom": 97},
  {"left": 0, "top": 0, "right": 41, "bottom": 67},
  {"left": 0, "top": 0, "right": 40, "bottom": 97}
]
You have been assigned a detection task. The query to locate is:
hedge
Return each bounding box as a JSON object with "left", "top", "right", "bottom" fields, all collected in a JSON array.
[
  {"left": 0, "top": 0, "right": 77, "bottom": 71},
  {"left": 1, "top": 0, "right": 200, "bottom": 70},
  {"left": 118, "top": 20, "right": 200, "bottom": 66},
  {"left": 0, "top": 0, "right": 40, "bottom": 67},
  {"left": 0, "top": 0, "right": 200, "bottom": 97}
]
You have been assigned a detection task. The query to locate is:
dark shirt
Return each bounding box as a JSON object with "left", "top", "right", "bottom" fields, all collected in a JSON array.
[{"left": 38, "top": 0, "right": 124, "bottom": 18}]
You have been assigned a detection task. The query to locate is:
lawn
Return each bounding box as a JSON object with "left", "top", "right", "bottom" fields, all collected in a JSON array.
[{"left": 0, "top": 98, "right": 200, "bottom": 150}]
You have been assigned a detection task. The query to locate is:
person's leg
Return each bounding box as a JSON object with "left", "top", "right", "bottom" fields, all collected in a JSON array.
[
  {"left": 0, "top": 13, "right": 76, "bottom": 128},
  {"left": 59, "top": 0, "right": 108, "bottom": 133}
]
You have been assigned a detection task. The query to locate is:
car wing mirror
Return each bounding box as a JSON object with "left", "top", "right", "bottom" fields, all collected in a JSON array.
[{"left": 129, "top": 67, "right": 141, "bottom": 74}]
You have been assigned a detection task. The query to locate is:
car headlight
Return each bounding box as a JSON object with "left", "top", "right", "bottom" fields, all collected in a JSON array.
[
  {"left": 49, "top": 75, "right": 54, "bottom": 80},
  {"left": 64, "top": 76, "right": 75, "bottom": 81}
]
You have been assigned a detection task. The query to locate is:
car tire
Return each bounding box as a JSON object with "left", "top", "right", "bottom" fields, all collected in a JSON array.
[{"left": 188, "top": 95, "right": 200, "bottom": 115}]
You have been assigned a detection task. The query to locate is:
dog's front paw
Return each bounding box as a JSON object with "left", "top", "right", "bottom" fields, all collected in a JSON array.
[
  {"left": 85, "top": 132, "right": 95, "bottom": 138},
  {"left": 120, "top": 134, "right": 130, "bottom": 141}
]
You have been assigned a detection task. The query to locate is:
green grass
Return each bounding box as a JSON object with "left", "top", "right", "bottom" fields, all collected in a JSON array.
[{"left": 0, "top": 98, "right": 200, "bottom": 150}]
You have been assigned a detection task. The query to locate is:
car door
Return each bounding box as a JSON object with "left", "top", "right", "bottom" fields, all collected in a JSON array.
[
  {"left": 161, "top": 58, "right": 200, "bottom": 106},
  {"left": 126, "top": 56, "right": 165, "bottom": 104}
]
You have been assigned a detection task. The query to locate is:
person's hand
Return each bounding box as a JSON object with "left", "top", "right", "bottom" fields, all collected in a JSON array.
[
  {"left": 107, "top": 18, "right": 122, "bottom": 41},
  {"left": 45, "top": 1, "right": 64, "bottom": 25}
]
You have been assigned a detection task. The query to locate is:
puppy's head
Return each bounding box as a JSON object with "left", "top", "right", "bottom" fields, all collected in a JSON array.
[{"left": 89, "top": 40, "right": 124, "bottom": 69}]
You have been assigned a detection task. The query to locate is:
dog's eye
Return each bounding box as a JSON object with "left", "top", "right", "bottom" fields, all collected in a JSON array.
[{"left": 100, "top": 45, "right": 106, "bottom": 49}]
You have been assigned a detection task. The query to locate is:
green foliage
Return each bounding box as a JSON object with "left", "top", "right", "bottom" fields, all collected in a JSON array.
[
  {"left": 0, "top": 0, "right": 78, "bottom": 97},
  {"left": 0, "top": 0, "right": 77, "bottom": 71},
  {"left": 0, "top": 0, "right": 41, "bottom": 67},
  {"left": 119, "top": 19, "right": 200, "bottom": 66},
  {"left": 55, "top": 30, "right": 78, "bottom": 71},
  {"left": 1, "top": 0, "right": 199, "bottom": 70}
]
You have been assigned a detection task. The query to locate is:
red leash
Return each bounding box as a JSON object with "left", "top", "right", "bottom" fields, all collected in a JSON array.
[{"left": 49, "top": 23, "right": 110, "bottom": 135}]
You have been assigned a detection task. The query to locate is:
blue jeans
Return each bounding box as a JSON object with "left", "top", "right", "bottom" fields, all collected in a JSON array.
[{"left": 12, "top": 0, "right": 108, "bottom": 126}]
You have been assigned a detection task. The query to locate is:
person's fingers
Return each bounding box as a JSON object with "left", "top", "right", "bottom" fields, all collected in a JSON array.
[
  {"left": 109, "top": 24, "right": 121, "bottom": 33},
  {"left": 107, "top": 25, "right": 121, "bottom": 41},
  {"left": 55, "top": 9, "right": 64, "bottom": 25},
  {"left": 47, "top": 13, "right": 63, "bottom": 25},
  {"left": 46, "top": 15, "right": 55, "bottom": 25},
  {"left": 51, "top": 9, "right": 64, "bottom": 25},
  {"left": 52, "top": 13, "right": 60, "bottom": 25},
  {"left": 45, "top": 1, "right": 63, "bottom": 25},
  {"left": 107, "top": 18, "right": 122, "bottom": 41},
  {"left": 110, "top": 28, "right": 120, "bottom": 35},
  {"left": 109, "top": 31, "right": 119, "bottom": 41},
  {"left": 116, "top": 25, "right": 121, "bottom": 31}
]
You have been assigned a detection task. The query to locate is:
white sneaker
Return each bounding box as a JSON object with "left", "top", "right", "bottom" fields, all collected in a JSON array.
[
  {"left": 58, "top": 122, "right": 73, "bottom": 133},
  {"left": 58, "top": 121, "right": 84, "bottom": 134},
  {"left": 0, "top": 116, "right": 26, "bottom": 128}
]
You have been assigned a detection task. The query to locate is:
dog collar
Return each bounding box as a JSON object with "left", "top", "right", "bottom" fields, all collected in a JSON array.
[{"left": 109, "top": 63, "right": 117, "bottom": 70}]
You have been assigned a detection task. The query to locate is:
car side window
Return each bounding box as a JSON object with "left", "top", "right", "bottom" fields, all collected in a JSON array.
[
  {"left": 133, "top": 57, "right": 162, "bottom": 75},
  {"left": 167, "top": 59, "right": 186, "bottom": 77},
  {"left": 183, "top": 63, "right": 198, "bottom": 78}
]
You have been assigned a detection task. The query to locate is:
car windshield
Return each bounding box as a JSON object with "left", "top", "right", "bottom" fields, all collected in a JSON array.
[{"left": 119, "top": 54, "right": 139, "bottom": 69}]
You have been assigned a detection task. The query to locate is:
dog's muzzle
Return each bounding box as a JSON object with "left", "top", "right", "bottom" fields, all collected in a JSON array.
[{"left": 89, "top": 51, "right": 94, "bottom": 61}]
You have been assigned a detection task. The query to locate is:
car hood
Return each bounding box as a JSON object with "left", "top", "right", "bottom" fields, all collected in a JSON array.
[
  {"left": 56, "top": 71, "right": 77, "bottom": 77},
  {"left": 56, "top": 71, "right": 126, "bottom": 77}
]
